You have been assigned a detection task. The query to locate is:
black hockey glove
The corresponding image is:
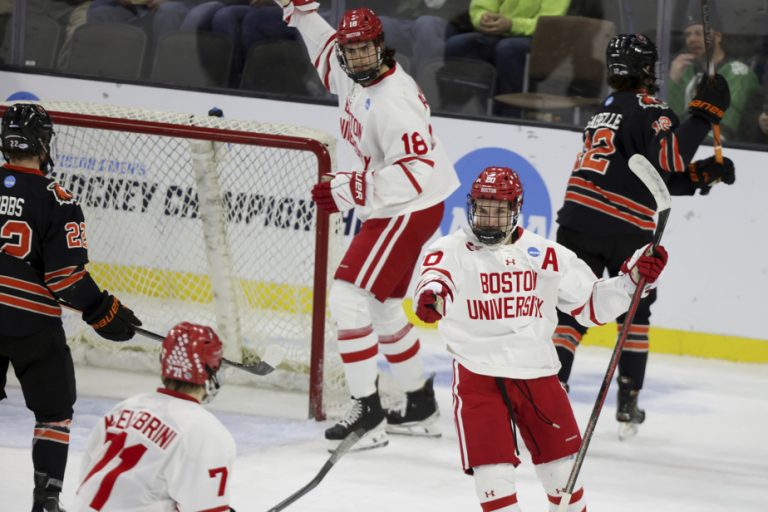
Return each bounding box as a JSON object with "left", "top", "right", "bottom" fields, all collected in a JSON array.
[
  {"left": 688, "top": 74, "right": 730, "bottom": 124},
  {"left": 688, "top": 155, "right": 735, "bottom": 191},
  {"left": 82, "top": 291, "right": 142, "bottom": 342}
]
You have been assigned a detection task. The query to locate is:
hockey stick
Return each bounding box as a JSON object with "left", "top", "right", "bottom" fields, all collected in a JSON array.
[
  {"left": 557, "top": 154, "right": 671, "bottom": 512},
  {"left": 700, "top": 0, "right": 723, "bottom": 165},
  {"left": 58, "top": 301, "right": 285, "bottom": 376},
  {"left": 265, "top": 429, "right": 365, "bottom": 512},
  {"left": 133, "top": 325, "right": 285, "bottom": 377}
]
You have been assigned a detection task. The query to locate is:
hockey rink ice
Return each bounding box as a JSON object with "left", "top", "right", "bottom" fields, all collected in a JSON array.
[{"left": 2, "top": 333, "right": 767, "bottom": 511}]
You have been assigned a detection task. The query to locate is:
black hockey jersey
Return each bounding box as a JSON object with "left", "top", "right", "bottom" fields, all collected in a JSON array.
[
  {"left": 0, "top": 164, "right": 101, "bottom": 336},
  {"left": 557, "top": 90, "right": 710, "bottom": 237}
]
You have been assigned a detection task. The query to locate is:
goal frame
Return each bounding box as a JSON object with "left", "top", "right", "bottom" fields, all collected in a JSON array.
[{"left": 0, "top": 104, "right": 334, "bottom": 420}]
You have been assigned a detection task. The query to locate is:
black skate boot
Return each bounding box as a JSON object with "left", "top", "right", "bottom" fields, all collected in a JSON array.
[
  {"left": 32, "top": 472, "right": 66, "bottom": 512},
  {"left": 385, "top": 373, "right": 441, "bottom": 437},
  {"left": 325, "top": 391, "right": 388, "bottom": 452},
  {"left": 616, "top": 376, "right": 645, "bottom": 440}
]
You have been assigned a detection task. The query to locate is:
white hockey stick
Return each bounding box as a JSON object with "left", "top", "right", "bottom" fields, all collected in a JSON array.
[
  {"left": 557, "top": 154, "right": 671, "bottom": 512},
  {"left": 265, "top": 429, "right": 364, "bottom": 512}
]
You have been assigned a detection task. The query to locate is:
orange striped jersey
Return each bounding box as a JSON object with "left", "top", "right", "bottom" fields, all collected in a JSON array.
[
  {"left": 557, "top": 89, "right": 710, "bottom": 237},
  {"left": 0, "top": 163, "right": 101, "bottom": 336}
]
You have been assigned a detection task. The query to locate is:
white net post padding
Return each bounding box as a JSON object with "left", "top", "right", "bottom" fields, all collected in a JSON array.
[
  {"left": 191, "top": 139, "right": 242, "bottom": 363},
  {"left": 1, "top": 101, "right": 348, "bottom": 420}
]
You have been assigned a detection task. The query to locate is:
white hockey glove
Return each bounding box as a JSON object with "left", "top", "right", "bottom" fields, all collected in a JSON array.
[
  {"left": 620, "top": 244, "right": 669, "bottom": 296},
  {"left": 414, "top": 281, "right": 450, "bottom": 323}
]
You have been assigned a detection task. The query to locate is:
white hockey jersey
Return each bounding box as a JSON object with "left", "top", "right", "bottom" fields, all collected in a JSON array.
[
  {"left": 74, "top": 389, "right": 236, "bottom": 512},
  {"left": 416, "top": 228, "right": 640, "bottom": 379},
  {"left": 287, "top": 8, "right": 460, "bottom": 220}
]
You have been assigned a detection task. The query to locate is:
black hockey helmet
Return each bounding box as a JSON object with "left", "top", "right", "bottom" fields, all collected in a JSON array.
[
  {"left": 606, "top": 34, "right": 658, "bottom": 90},
  {"left": 1, "top": 103, "right": 55, "bottom": 172}
]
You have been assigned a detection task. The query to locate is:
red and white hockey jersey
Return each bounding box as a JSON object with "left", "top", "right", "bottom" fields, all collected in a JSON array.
[
  {"left": 416, "top": 228, "right": 640, "bottom": 379},
  {"left": 75, "top": 389, "right": 235, "bottom": 512},
  {"left": 287, "top": 9, "right": 459, "bottom": 220}
]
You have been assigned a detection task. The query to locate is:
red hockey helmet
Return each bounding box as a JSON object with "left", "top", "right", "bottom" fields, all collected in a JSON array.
[
  {"left": 161, "top": 322, "right": 223, "bottom": 400},
  {"left": 336, "top": 8, "right": 385, "bottom": 83},
  {"left": 466, "top": 167, "right": 524, "bottom": 245},
  {"left": 337, "top": 8, "right": 383, "bottom": 45}
]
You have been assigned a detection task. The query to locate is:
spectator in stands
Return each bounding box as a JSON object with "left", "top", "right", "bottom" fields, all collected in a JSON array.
[
  {"left": 347, "top": 0, "right": 471, "bottom": 72},
  {"left": 444, "top": 0, "right": 569, "bottom": 105},
  {"left": 756, "top": 100, "right": 768, "bottom": 143},
  {"left": 87, "top": 0, "right": 201, "bottom": 43},
  {"left": 667, "top": 7, "right": 760, "bottom": 142}
]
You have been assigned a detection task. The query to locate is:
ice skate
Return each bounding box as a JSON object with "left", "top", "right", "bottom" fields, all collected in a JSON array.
[
  {"left": 386, "top": 373, "right": 441, "bottom": 437},
  {"left": 616, "top": 376, "right": 645, "bottom": 440},
  {"left": 325, "top": 391, "right": 388, "bottom": 452}
]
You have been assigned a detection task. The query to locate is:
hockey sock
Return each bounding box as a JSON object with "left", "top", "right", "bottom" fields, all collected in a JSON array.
[
  {"left": 32, "top": 421, "right": 71, "bottom": 494},
  {"left": 379, "top": 323, "right": 424, "bottom": 392},
  {"left": 337, "top": 325, "right": 379, "bottom": 398},
  {"left": 618, "top": 344, "right": 649, "bottom": 389},
  {"left": 535, "top": 456, "right": 586, "bottom": 512},
  {"left": 552, "top": 325, "right": 582, "bottom": 384},
  {"left": 473, "top": 464, "right": 522, "bottom": 512}
]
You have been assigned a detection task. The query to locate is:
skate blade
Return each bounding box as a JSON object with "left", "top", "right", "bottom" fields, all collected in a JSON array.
[
  {"left": 618, "top": 422, "right": 638, "bottom": 440},
  {"left": 386, "top": 411, "right": 442, "bottom": 438},
  {"left": 327, "top": 423, "right": 388, "bottom": 453}
]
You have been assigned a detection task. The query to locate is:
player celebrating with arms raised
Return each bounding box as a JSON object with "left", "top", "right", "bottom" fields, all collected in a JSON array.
[
  {"left": 413, "top": 166, "right": 668, "bottom": 511},
  {"left": 0, "top": 103, "right": 141, "bottom": 512},
  {"left": 75, "top": 323, "right": 236, "bottom": 512},
  {"left": 552, "top": 34, "right": 735, "bottom": 436},
  {"left": 276, "top": 1, "right": 460, "bottom": 449}
]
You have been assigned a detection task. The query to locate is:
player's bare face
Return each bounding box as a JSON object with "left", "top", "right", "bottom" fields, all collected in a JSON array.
[
  {"left": 684, "top": 25, "right": 706, "bottom": 58},
  {"left": 342, "top": 41, "right": 378, "bottom": 74},
  {"left": 474, "top": 199, "right": 512, "bottom": 229}
]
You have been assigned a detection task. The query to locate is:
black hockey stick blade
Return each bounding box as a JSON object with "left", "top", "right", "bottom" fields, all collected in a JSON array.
[
  {"left": 265, "top": 429, "right": 365, "bottom": 512},
  {"left": 133, "top": 325, "right": 284, "bottom": 377}
]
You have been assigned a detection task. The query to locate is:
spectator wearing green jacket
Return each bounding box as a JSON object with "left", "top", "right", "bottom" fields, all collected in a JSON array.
[
  {"left": 444, "top": 0, "right": 570, "bottom": 107},
  {"left": 667, "top": 14, "right": 760, "bottom": 142}
]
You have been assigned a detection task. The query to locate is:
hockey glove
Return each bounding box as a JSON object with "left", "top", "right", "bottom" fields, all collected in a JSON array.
[
  {"left": 311, "top": 180, "right": 340, "bottom": 213},
  {"left": 414, "top": 282, "right": 449, "bottom": 324},
  {"left": 688, "top": 74, "right": 730, "bottom": 124},
  {"left": 621, "top": 244, "right": 669, "bottom": 290},
  {"left": 689, "top": 155, "right": 735, "bottom": 190},
  {"left": 82, "top": 291, "right": 142, "bottom": 342}
]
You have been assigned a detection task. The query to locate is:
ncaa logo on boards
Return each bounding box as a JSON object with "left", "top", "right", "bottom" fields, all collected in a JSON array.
[
  {"left": 439, "top": 147, "right": 553, "bottom": 237},
  {"left": 4, "top": 175, "right": 15, "bottom": 188}
]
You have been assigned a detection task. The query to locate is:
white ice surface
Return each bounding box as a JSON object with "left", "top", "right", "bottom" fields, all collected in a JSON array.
[{"left": 2, "top": 331, "right": 767, "bottom": 511}]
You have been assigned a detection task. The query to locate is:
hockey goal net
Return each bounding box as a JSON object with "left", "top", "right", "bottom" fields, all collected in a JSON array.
[{"left": 2, "top": 101, "right": 346, "bottom": 420}]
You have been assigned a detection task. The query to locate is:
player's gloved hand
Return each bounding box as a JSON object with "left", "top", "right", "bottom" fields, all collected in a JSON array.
[
  {"left": 311, "top": 179, "right": 340, "bottom": 213},
  {"left": 82, "top": 291, "right": 142, "bottom": 342},
  {"left": 689, "top": 155, "right": 735, "bottom": 190},
  {"left": 414, "top": 282, "right": 449, "bottom": 324},
  {"left": 621, "top": 244, "right": 669, "bottom": 288},
  {"left": 688, "top": 73, "right": 730, "bottom": 124}
]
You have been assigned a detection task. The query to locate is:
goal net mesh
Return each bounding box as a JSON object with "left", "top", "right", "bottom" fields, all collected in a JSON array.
[{"left": 30, "top": 101, "right": 348, "bottom": 418}]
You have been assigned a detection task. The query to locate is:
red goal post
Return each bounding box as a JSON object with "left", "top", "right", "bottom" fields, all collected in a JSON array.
[{"left": 0, "top": 101, "right": 345, "bottom": 420}]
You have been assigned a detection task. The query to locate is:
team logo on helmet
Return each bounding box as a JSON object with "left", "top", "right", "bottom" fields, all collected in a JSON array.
[{"left": 47, "top": 182, "right": 76, "bottom": 205}]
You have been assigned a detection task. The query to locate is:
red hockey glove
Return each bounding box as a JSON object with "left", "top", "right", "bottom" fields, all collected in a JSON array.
[
  {"left": 82, "top": 291, "right": 142, "bottom": 342},
  {"left": 415, "top": 282, "right": 448, "bottom": 324},
  {"left": 621, "top": 245, "right": 669, "bottom": 285},
  {"left": 311, "top": 180, "right": 340, "bottom": 213}
]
